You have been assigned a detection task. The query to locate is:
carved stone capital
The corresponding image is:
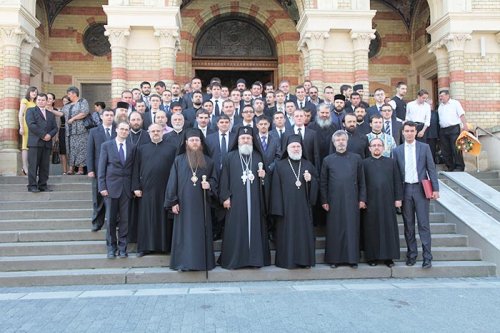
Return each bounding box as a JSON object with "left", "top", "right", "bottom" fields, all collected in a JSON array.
[
  {"left": 428, "top": 43, "right": 447, "bottom": 60},
  {"left": 439, "top": 33, "right": 472, "bottom": 52},
  {"left": 0, "top": 26, "right": 26, "bottom": 47},
  {"left": 300, "top": 31, "right": 329, "bottom": 50},
  {"left": 20, "top": 35, "right": 39, "bottom": 56},
  {"left": 104, "top": 27, "right": 130, "bottom": 48},
  {"left": 154, "top": 28, "right": 180, "bottom": 50},
  {"left": 351, "top": 31, "right": 376, "bottom": 51}
]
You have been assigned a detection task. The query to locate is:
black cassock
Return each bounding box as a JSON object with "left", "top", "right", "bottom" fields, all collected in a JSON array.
[
  {"left": 307, "top": 122, "right": 337, "bottom": 168},
  {"left": 320, "top": 152, "right": 366, "bottom": 264},
  {"left": 361, "top": 156, "right": 403, "bottom": 261},
  {"left": 128, "top": 130, "right": 152, "bottom": 243},
  {"left": 270, "top": 158, "right": 318, "bottom": 268},
  {"left": 219, "top": 150, "right": 271, "bottom": 269},
  {"left": 132, "top": 140, "right": 177, "bottom": 253},
  {"left": 329, "top": 131, "right": 368, "bottom": 159},
  {"left": 165, "top": 154, "right": 217, "bottom": 271}
]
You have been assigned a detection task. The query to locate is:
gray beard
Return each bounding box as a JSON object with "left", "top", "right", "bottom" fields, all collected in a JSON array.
[
  {"left": 173, "top": 124, "right": 183, "bottom": 131},
  {"left": 238, "top": 144, "right": 253, "bottom": 155},
  {"left": 316, "top": 117, "right": 332, "bottom": 128},
  {"left": 287, "top": 150, "right": 302, "bottom": 161}
]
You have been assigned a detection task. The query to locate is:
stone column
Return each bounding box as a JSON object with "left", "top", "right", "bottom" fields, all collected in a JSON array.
[
  {"left": 19, "top": 36, "right": 38, "bottom": 94},
  {"left": 104, "top": 27, "right": 130, "bottom": 103},
  {"left": 154, "top": 28, "right": 180, "bottom": 86},
  {"left": 301, "top": 32, "right": 328, "bottom": 92},
  {"left": 441, "top": 33, "right": 471, "bottom": 102},
  {"left": 299, "top": 45, "right": 310, "bottom": 81},
  {"left": 0, "top": 26, "right": 26, "bottom": 151},
  {"left": 351, "top": 31, "right": 375, "bottom": 103},
  {"left": 430, "top": 44, "right": 450, "bottom": 92}
]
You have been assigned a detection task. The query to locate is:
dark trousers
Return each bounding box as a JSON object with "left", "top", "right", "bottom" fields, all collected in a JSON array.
[
  {"left": 439, "top": 124, "right": 464, "bottom": 171},
  {"left": 415, "top": 123, "right": 427, "bottom": 143},
  {"left": 91, "top": 177, "right": 106, "bottom": 228},
  {"left": 402, "top": 183, "right": 432, "bottom": 261},
  {"left": 105, "top": 193, "right": 130, "bottom": 253},
  {"left": 27, "top": 146, "right": 51, "bottom": 189},
  {"left": 426, "top": 138, "right": 439, "bottom": 164}
]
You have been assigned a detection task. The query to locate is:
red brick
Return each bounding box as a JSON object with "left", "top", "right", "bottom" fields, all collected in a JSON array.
[
  {"left": 86, "top": 17, "right": 96, "bottom": 24},
  {"left": 354, "top": 70, "right": 369, "bottom": 82},
  {"left": 374, "top": 11, "right": 403, "bottom": 21},
  {"left": 181, "top": 9, "right": 202, "bottom": 17},
  {"left": 20, "top": 73, "right": 30, "bottom": 85},
  {"left": 0, "top": 128, "right": 18, "bottom": 143},
  {"left": 127, "top": 70, "right": 159, "bottom": 82},
  {"left": 60, "top": 6, "right": 105, "bottom": 16},
  {"left": 194, "top": 14, "right": 205, "bottom": 28},
  {"left": 381, "top": 34, "right": 410, "bottom": 44},
  {"left": 54, "top": 75, "right": 73, "bottom": 85},
  {"left": 112, "top": 68, "right": 127, "bottom": 81},
  {"left": 3, "top": 66, "right": 21, "bottom": 79},
  {"left": 230, "top": 1, "right": 239, "bottom": 13},
  {"left": 174, "top": 75, "right": 191, "bottom": 84},
  {"left": 450, "top": 70, "right": 464, "bottom": 82},
  {"left": 49, "top": 28, "right": 77, "bottom": 38},
  {"left": 49, "top": 52, "right": 94, "bottom": 61},
  {"left": 4, "top": 97, "right": 20, "bottom": 109},
  {"left": 267, "top": 10, "right": 290, "bottom": 19},
  {"left": 160, "top": 68, "right": 175, "bottom": 80},
  {"left": 280, "top": 76, "right": 299, "bottom": 86},
  {"left": 275, "top": 32, "right": 300, "bottom": 43},
  {"left": 180, "top": 31, "right": 195, "bottom": 43},
  {"left": 390, "top": 77, "right": 407, "bottom": 87},
  {"left": 264, "top": 17, "right": 276, "bottom": 28},
  {"left": 463, "top": 100, "right": 500, "bottom": 112},
  {"left": 249, "top": 4, "right": 260, "bottom": 17},
  {"left": 438, "top": 77, "right": 450, "bottom": 89},
  {"left": 323, "top": 71, "right": 355, "bottom": 83},
  {"left": 278, "top": 55, "right": 299, "bottom": 64},
  {"left": 370, "top": 56, "right": 410, "bottom": 65},
  {"left": 464, "top": 72, "right": 500, "bottom": 83},
  {"left": 309, "top": 69, "right": 323, "bottom": 81},
  {"left": 210, "top": 4, "right": 220, "bottom": 17}
]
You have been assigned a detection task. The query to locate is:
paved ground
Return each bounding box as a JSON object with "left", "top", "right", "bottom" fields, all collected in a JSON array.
[{"left": 1, "top": 277, "right": 499, "bottom": 332}]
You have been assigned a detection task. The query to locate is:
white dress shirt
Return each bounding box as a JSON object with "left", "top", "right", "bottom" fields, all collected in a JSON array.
[
  {"left": 406, "top": 101, "right": 431, "bottom": 126},
  {"left": 404, "top": 141, "right": 418, "bottom": 184},
  {"left": 438, "top": 98, "right": 465, "bottom": 128},
  {"left": 115, "top": 139, "right": 127, "bottom": 161}
]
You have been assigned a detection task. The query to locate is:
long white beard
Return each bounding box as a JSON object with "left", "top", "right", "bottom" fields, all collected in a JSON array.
[
  {"left": 316, "top": 117, "right": 332, "bottom": 128},
  {"left": 287, "top": 148, "right": 302, "bottom": 161},
  {"left": 238, "top": 144, "right": 253, "bottom": 155}
]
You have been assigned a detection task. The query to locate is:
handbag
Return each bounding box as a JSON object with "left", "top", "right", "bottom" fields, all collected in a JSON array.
[{"left": 82, "top": 114, "right": 98, "bottom": 130}]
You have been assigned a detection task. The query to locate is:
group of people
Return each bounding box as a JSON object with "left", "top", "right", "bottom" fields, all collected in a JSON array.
[{"left": 21, "top": 76, "right": 471, "bottom": 271}]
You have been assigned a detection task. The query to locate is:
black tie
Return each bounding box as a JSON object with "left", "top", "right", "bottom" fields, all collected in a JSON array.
[
  {"left": 105, "top": 128, "right": 111, "bottom": 140},
  {"left": 298, "top": 127, "right": 302, "bottom": 138},
  {"left": 215, "top": 100, "right": 220, "bottom": 117},
  {"left": 119, "top": 143, "right": 125, "bottom": 166},
  {"left": 220, "top": 134, "right": 227, "bottom": 166},
  {"left": 279, "top": 129, "right": 283, "bottom": 138},
  {"left": 300, "top": 102, "right": 303, "bottom": 109}
]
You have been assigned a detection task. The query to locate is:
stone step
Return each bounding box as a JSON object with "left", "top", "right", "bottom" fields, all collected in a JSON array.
[
  {"left": 0, "top": 247, "right": 482, "bottom": 272},
  {"left": 0, "top": 218, "right": 89, "bottom": 231},
  {"left": 0, "top": 175, "right": 91, "bottom": 184},
  {"left": 0, "top": 200, "right": 92, "bottom": 210},
  {"left": 0, "top": 261, "right": 495, "bottom": 287},
  {"left": 468, "top": 171, "right": 499, "bottom": 180},
  {"left": 0, "top": 183, "right": 92, "bottom": 192},
  {"left": 0, "top": 223, "right": 457, "bottom": 243},
  {"left": 481, "top": 179, "right": 500, "bottom": 186},
  {"left": 0, "top": 233, "right": 468, "bottom": 257},
  {"left": 0, "top": 191, "right": 90, "bottom": 201},
  {"left": 0, "top": 209, "right": 92, "bottom": 220}
]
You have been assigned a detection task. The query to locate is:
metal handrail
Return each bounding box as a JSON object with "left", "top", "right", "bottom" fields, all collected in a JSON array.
[{"left": 475, "top": 126, "right": 500, "bottom": 172}]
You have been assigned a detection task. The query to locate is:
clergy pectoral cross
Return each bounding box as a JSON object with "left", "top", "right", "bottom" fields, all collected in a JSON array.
[{"left": 241, "top": 173, "right": 248, "bottom": 185}]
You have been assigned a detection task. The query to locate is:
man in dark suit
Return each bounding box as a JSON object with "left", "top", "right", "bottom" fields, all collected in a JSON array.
[
  {"left": 255, "top": 115, "right": 281, "bottom": 170},
  {"left": 87, "top": 109, "right": 116, "bottom": 231},
  {"left": 393, "top": 121, "right": 439, "bottom": 269},
  {"left": 25, "top": 93, "right": 58, "bottom": 193},
  {"left": 206, "top": 115, "right": 234, "bottom": 175},
  {"left": 194, "top": 109, "right": 215, "bottom": 137},
  {"left": 283, "top": 109, "right": 320, "bottom": 173},
  {"left": 279, "top": 80, "right": 297, "bottom": 104},
  {"left": 295, "top": 85, "right": 317, "bottom": 119},
  {"left": 381, "top": 104, "right": 403, "bottom": 144},
  {"left": 98, "top": 121, "right": 136, "bottom": 259}
]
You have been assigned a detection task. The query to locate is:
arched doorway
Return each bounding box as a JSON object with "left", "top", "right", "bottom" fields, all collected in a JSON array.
[{"left": 192, "top": 15, "right": 278, "bottom": 88}]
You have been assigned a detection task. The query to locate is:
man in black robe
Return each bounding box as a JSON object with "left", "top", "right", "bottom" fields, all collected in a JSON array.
[
  {"left": 127, "top": 111, "right": 151, "bottom": 244},
  {"left": 361, "top": 138, "right": 403, "bottom": 267},
  {"left": 270, "top": 135, "right": 318, "bottom": 269},
  {"left": 320, "top": 130, "right": 366, "bottom": 268},
  {"left": 219, "top": 126, "right": 271, "bottom": 269},
  {"left": 132, "top": 124, "right": 177, "bottom": 256},
  {"left": 330, "top": 113, "right": 369, "bottom": 158},
  {"left": 307, "top": 103, "right": 338, "bottom": 168},
  {"left": 165, "top": 128, "right": 217, "bottom": 271}
]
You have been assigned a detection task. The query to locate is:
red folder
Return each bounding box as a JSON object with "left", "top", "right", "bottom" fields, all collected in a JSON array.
[{"left": 421, "top": 179, "right": 433, "bottom": 199}]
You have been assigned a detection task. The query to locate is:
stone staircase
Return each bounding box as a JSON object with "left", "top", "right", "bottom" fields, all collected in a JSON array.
[
  {"left": 469, "top": 170, "right": 500, "bottom": 191},
  {"left": 0, "top": 176, "right": 496, "bottom": 287}
]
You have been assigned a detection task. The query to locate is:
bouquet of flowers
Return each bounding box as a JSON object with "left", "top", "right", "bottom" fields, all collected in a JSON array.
[{"left": 455, "top": 130, "right": 481, "bottom": 156}]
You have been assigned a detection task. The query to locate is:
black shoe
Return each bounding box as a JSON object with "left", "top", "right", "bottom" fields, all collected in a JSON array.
[
  {"left": 107, "top": 251, "right": 116, "bottom": 259},
  {"left": 91, "top": 225, "right": 102, "bottom": 232},
  {"left": 384, "top": 260, "right": 395, "bottom": 268},
  {"left": 406, "top": 258, "right": 416, "bottom": 266},
  {"left": 136, "top": 251, "right": 145, "bottom": 258},
  {"left": 367, "top": 261, "right": 377, "bottom": 266},
  {"left": 350, "top": 264, "right": 358, "bottom": 269},
  {"left": 119, "top": 251, "right": 128, "bottom": 258},
  {"left": 28, "top": 187, "right": 40, "bottom": 193},
  {"left": 38, "top": 187, "right": 53, "bottom": 192},
  {"left": 422, "top": 260, "right": 432, "bottom": 269}
]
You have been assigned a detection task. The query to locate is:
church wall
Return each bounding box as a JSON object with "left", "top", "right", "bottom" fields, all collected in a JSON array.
[
  {"left": 368, "top": 0, "right": 412, "bottom": 96},
  {"left": 412, "top": 1, "right": 430, "bottom": 54},
  {"left": 472, "top": 0, "right": 500, "bottom": 10},
  {"left": 176, "top": 0, "right": 300, "bottom": 88},
  {"left": 44, "top": 0, "right": 110, "bottom": 106}
]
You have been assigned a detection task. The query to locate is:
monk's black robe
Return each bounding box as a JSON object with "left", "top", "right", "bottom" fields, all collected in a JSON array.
[
  {"left": 320, "top": 151, "right": 366, "bottom": 264},
  {"left": 361, "top": 156, "right": 402, "bottom": 261},
  {"left": 165, "top": 154, "right": 217, "bottom": 271},
  {"left": 132, "top": 139, "right": 176, "bottom": 252},
  {"left": 270, "top": 158, "right": 318, "bottom": 268}
]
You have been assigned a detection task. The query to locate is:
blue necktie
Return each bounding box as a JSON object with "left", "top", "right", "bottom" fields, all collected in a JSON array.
[
  {"left": 261, "top": 136, "right": 268, "bottom": 152},
  {"left": 119, "top": 143, "right": 125, "bottom": 166}
]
